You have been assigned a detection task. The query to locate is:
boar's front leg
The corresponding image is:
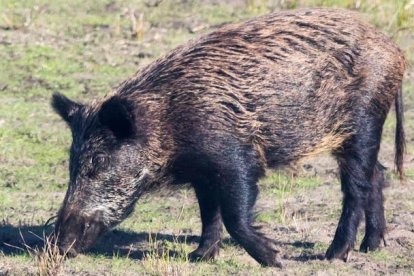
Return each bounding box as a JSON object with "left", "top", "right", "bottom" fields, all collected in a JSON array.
[
  {"left": 189, "top": 180, "right": 222, "bottom": 261},
  {"left": 214, "top": 146, "right": 283, "bottom": 267}
]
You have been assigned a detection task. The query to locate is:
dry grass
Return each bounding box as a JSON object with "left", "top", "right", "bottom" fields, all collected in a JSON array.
[
  {"left": 3, "top": 230, "right": 73, "bottom": 276},
  {"left": 33, "top": 235, "right": 73, "bottom": 276},
  {"left": 141, "top": 232, "right": 192, "bottom": 276}
]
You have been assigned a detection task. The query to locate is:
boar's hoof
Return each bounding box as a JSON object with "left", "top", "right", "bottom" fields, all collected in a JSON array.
[
  {"left": 188, "top": 246, "right": 219, "bottom": 262},
  {"left": 359, "top": 235, "right": 384, "bottom": 253},
  {"left": 325, "top": 242, "right": 353, "bottom": 262},
  {"left": 253, "top": 239, "right": 283, "bottom": 267},
  {"left": 267, "top": 252, "right": 283, "bottom": 268}
]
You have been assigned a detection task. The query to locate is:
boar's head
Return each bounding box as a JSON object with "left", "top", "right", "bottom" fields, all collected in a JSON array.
[{"left": 51, "top": 93, "right": 153, "bottom": 256}]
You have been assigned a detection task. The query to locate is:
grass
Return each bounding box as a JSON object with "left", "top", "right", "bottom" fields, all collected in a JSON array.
[
  {"left": 257, "top": 171, "right": 322, "bottom": 224},
  {"left": 32, "top": 235, "right": 71, "bottom": 276},
  {"left": 1, "top": 229, "right": 71, "bottom": 276},
  {"left": 141, "top": 233, "right": 191, "bottom": 276},
  {"left": 0, "top": 0, "right": 413, "bottom": 275}
]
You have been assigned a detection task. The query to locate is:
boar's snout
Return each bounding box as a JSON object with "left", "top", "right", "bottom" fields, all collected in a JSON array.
[{"left": 54, "top": 209, "right": 106, "bottom": 257}]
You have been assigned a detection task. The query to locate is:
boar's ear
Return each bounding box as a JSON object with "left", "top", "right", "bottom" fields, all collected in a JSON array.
[
  {"left": 98, "top": 96, "right": 135, "bottom": 139},
  {"left": 51, "top": 92, "right": 82, "bottom": 125}
]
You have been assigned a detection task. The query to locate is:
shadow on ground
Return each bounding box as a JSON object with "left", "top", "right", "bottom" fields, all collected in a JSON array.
[
  {"left": 0, "top": 224, "right": 324, "bottom": 261},
  {"left": 0, "top": 224, "right": 202, "bottom": 259},
  {"left": 0, "top": 224, "right": 51, "bottom": 255}
]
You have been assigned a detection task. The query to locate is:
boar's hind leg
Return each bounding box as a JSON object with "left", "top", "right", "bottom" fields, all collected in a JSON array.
[
  {"left": 360, "top": 162, "right": 387, "bottom": 253},
  {"left": 216, "top": 153, "right": 282, "bottom": 267},
  {"left": 326, "top": 117, "right": 383, "bottom": 261},
  {"left": 189, "top": 181, "right": 222, "bottom": 261}
]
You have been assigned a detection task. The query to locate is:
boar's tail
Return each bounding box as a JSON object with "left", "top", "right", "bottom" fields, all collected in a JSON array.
[{"left": 395, "top": 86, "right": 405, "bottom": 181}]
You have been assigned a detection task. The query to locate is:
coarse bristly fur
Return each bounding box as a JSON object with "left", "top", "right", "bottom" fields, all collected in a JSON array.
[{"left": 51, "top": 8, "right": 406, "bottom": 267}]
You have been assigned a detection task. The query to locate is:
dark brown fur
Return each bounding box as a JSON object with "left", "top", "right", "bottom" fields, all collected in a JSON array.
[
  {"left": 116, "top": 8, "right": 406, "bottom": 170},
  {"left": 52, "top": 8, "right": 406, "bottom": 267}
]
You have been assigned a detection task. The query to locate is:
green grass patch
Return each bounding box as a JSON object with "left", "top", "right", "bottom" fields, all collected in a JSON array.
[
  {"left": 257, "top": 171, "right": 321, "bottom": 223},
  {"left": 261, "top": 171, "right": 321, "bottom": 196}
]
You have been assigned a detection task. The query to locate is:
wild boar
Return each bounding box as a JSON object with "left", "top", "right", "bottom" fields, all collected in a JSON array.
[{"left": 51, "top": 8, "right": 406, "bottom": 267}]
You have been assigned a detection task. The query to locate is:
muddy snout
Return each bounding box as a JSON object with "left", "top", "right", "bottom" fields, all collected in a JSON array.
[{"left": 54, "top": 210, "right": 106, "bottom": 257}]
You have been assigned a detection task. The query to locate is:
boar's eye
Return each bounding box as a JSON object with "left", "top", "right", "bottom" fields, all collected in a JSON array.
[{"left": 91, "top": 154, "right": 109, "bottom": 170}]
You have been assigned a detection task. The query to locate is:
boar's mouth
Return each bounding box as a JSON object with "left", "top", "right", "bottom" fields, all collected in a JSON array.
[{"left": 54, "top": 210, "right": 107, "bottom": 257}]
